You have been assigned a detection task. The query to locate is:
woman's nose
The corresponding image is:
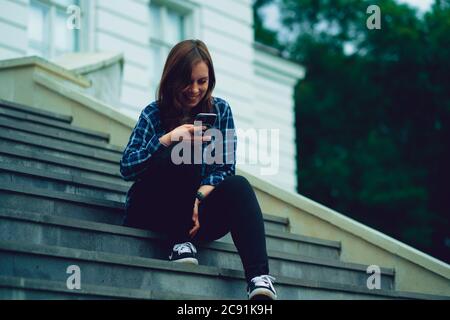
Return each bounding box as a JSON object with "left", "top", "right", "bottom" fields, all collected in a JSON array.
[{"left": 190, "top": 84, "right": 199, "bottom": 94}]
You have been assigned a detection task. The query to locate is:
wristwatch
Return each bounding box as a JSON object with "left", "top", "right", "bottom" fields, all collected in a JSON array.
[{"left": 196, "top": 191, "right": 206, "bottom": 202}]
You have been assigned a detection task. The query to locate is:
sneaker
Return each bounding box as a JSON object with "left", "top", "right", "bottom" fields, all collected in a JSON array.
[
  {"left": 247, "top": 275, "right": 277, "bottom": 300},
  {"left": 168, "top": 242, "right": 198, "bottom": 264}
]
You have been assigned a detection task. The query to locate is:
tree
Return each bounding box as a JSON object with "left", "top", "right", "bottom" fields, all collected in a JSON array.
[
  {"left": 253, "top": 0, "right": 450, "bottom": 262},
  {"left": 253, "top": 0, "right": 284, "bottom": 49}
]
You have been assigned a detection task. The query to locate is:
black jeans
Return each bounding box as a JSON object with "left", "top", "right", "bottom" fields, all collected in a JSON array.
[{"left": 123, "top": 143, "right": 269, "bottom": 282}]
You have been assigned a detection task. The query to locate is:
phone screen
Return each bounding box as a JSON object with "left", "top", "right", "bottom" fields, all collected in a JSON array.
[{"left": 194, "top": 113, "right": 217, "bottom": 129}]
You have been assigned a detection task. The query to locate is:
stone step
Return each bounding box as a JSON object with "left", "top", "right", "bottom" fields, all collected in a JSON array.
[
  {"left": 0, "top": 162, "right": 127, "bottom": 202},
  {"left": 0, "top": 135, "right": 118, "bottom": 173},
  {"left": 0, "top": 128, "right": 120, "bottom": 164},
  {"left": 0, "top": 99, "right": 72, "bottom": 124},
  {"left": 0, "top": 99, "right": 110, "bottom": 143},
  {"left": 0, "top": 145, "right": 124, "bottom": 185},
  {"left": 0, "top": 116, "right": 123, "bottom": 154},
  {"left": 218, "top": 231, "right": 340, "bottom": 260},
  {"left": 0, "top": 139, "right": 118, "bottom": 179},
  {"left": 0, "top": 276, "right": 213, "bottom": 300},
  {"left": 0, "top": 240, "right": 443, "bottom": 300},
  {"left": 0, "top": 209, "right": 391, "bottom": 288},
  {"left": 263, "top": 215, "right": 290, "bottom": 234},
  {"left": 0, "top": 185, "right": 306, "bottom": 249}
]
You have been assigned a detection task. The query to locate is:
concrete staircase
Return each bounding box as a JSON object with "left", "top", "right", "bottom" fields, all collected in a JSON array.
[{"left": 0, "top": 99, "right": 445, "bottom": 300}]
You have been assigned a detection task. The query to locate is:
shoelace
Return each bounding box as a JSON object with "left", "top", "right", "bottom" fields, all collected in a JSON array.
[
  {"left": 173, "top": 242, "right": 197, "bottom": 255},
  {"left": 250, "top": 275, "right": 276, "bottom": 291}
]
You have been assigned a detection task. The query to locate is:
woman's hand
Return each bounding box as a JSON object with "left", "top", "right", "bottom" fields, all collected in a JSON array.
[
  {"left": 189, "top": 198, "right": 201, "bottom": 238},
  {"left": 189, "top": 185, "right": 215, "bottom": 238},
  {"left": 160, "top": 124, "right": 211, "bottom": 147}
]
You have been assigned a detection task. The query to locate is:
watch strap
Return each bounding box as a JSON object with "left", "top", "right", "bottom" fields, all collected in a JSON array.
[{"left": 196, "top": 191, "right": 206, "bottom": 201}]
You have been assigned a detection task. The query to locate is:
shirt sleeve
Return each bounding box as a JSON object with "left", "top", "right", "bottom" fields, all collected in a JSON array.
[
  {"left": 119, "top": 112, "right": 167, "bottom": 181},
  {"left": 200, "top": 101, "right": 237, "bottom": 186}
]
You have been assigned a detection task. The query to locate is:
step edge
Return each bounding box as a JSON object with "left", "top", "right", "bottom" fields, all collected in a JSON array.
[
  {"left": 0, "top": 184, "right": 124, "bottom": 209},
  {"left": 261, "top": 213, "right": 289, "bottom": 225},
  {"left": 0, "top": 131, "right": 120, "bottom": 163},
  {"left": 0, "top": 162, "right": 129, "bottom": 193},
  {"left": 0, "top": 275, "right": 219, "bottom": 300},
  {"left": 0, "top": 106, "right": 109, "bottom": 140},
  {"left": 265, "top": 229, "right": 341, "bottom": 249},
  {"left": 0, "top": 146, "right": 121, "bottom": 178},
  {"left": 0, "top": 117, "right": 123, "bottom": 153},
  {"left": 0, "top": 99, "right": 72, "bottom": 123}
]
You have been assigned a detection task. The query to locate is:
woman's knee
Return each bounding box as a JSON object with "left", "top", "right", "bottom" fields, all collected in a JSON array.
[
  {"left": 216, "top": 175, "right": 262, "bottom": 222},
  {"left": 220, "top": 175, "right": 254, "bottom": 198},
  {"left": 221, "top": 174, "right": 248, "bottom": 186}
]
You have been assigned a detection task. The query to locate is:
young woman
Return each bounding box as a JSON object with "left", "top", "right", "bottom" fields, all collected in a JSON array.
[{"left": 119, "top": 39, "right": 277, "bottom": 300}]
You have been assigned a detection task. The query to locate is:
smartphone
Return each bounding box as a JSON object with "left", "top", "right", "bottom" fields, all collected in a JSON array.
[{"left": 194, "top": 113, "right": 217, "bottom": 129}]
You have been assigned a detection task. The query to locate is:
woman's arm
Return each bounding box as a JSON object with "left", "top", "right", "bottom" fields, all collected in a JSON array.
[{"left": 119, "top": 112, "right": 166, "bottom": 181}]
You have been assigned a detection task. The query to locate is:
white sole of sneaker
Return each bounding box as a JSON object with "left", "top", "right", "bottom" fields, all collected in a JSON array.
[
  {"left": 172, "top": 257, "right": 199, "bottom": 264},
  {"left": 249, "top": 288, "right": 277, "bottom": 300}
]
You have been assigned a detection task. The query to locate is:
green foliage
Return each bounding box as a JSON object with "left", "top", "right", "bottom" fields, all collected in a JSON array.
[
  {"left": 254, "top": 0, "right": 450, "bottom": 262},
  {"left": 253, "top": 0, "right": 283, "bottom": 49}
]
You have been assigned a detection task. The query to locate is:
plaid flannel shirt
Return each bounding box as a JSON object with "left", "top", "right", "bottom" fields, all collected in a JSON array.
[{"left": 119, "top": 97, "right": 237, "bottom": 187}]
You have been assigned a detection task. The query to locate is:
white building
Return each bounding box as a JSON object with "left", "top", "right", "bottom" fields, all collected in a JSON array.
[{"left": 0, "top": 0, "right": 304, "bottom": 191}]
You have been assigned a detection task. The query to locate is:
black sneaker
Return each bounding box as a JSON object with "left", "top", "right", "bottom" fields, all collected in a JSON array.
[
  {"left": 168, "top": 242, "right": 198, "bottom": 264},
  {"left": 247, "top": 275, "right": 277, "bottom": 300}
]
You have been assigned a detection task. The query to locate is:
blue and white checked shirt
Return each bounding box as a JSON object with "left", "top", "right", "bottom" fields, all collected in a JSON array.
[{"left": 119, "top": 97, "right": 237, "bottom": 187}]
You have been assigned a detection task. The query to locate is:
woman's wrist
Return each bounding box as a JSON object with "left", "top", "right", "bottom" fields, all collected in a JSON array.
[
  {"left": 159, "top": 132, "right": 172, "bottom": 147},
  {"left": 196, "top": 191, "right": 206, "bottom": 202},
  {"left": 197, "top": 185, "right": 215, "bottom": 201}
]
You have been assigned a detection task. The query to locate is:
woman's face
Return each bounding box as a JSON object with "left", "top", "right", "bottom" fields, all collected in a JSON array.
[{"left": 181, "top": 61, "right": 209, "bottom": 108}]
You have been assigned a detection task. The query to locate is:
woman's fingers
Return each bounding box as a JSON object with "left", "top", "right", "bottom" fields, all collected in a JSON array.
[
  {"left": 189, "top": 136, "right": 211, "bottom": 142},
  {"left": 186, "top": 124, "right": 206, "bottom": 132},
  {"left": 189, "top": 224, "right": 199, "bottom": 238},
  {"left": 185, "top": 135, "right": 211, "bottom": 142},
  {"left": 189, "top": 221, "right": 199, "bottom": 238},
  {"left": 175, "top": 125, "right": 210, "bottom": 144},
  {"left": 192, "top": 126, "right": 207, "bottom": 138}
]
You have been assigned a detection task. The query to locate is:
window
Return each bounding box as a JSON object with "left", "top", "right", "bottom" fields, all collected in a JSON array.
[
  {"left": 149, "top": 1, "right": 192, "bottom": 95},
  {"left": 28, "top": 0, "right": 81, "bottom": 59}
]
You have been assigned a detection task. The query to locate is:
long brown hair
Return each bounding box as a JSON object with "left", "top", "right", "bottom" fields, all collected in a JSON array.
[{"left": 157, "top": 39, "right": 216, "bottom": 132}]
